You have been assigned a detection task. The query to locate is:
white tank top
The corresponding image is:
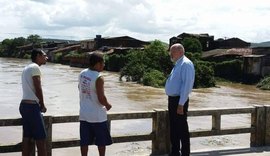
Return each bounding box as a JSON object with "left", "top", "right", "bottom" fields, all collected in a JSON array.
[{"left": 78, "top": 69, "right": 107, "bottom": 123}]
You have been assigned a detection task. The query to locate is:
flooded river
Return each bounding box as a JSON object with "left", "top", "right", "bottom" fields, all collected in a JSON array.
[
  {"left": 0, "top": 57, "right": 169, "bottom": 118},
  {"left": 1, "top": 57, "right": 270, "bottom": 155}
]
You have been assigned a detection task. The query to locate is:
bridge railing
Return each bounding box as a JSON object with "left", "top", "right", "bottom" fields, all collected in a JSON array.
[{"left": 1, "top": 105, "right": 270, "bottom": 156}]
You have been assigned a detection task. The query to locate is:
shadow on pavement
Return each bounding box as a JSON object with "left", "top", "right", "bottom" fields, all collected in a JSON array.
[{"left": 191, "top": 146, "right": 270, "bottom": 156}]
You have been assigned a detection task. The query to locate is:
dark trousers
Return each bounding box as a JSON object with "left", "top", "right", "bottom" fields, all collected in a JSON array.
[{"left": 168, "top": 96, "right": 190, "bottom": 156}]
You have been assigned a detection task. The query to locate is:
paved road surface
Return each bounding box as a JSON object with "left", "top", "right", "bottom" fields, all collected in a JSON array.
[{"left": 191, "top": 146, "right": 270, "bottom": 156}]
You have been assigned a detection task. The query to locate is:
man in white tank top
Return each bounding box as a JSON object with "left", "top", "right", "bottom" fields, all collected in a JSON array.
[{"left": 78, "top": 52, "right": 112, "bottom": 156}]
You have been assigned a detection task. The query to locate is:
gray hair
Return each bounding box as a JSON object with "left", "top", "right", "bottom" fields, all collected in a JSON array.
[{"left": 170, "top": 43, "right": 185, "bottom": 54}]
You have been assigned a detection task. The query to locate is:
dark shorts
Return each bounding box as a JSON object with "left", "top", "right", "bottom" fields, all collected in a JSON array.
[
  {"left": 19, "top": 102, "right": 47, "bottom": 140},
  {"left": 80, "top": 120, "right": 112, "bottom": 146}
]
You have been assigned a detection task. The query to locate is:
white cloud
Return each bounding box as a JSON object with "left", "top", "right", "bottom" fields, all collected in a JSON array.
[{"left": 0, "top": 0, "right": 270, "bottom": 43}]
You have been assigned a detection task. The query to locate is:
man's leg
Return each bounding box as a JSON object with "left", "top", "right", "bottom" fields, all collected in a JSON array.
[
  {"left": 20, "top": 104, "right": 35, "bottom": 156},
  {"left": 98, "top": 146, "right": 105, "bottom": 156},
  {"left": 178, "top": 116, "right": 190, "bottom": 156},
  {"left": 180, "top": 100, "right": 190, "bottom": 156},
  {"left": 168, "top": 97, "right": 181, "bottom": 156},
  {"left": 22, "top": 137, "right": 35, "bottom": 156},
  {"left": 36, "top": 139, "right": 47, "bottom": 156},
  {"left": 80, "top": 145, "right": 88, "bottom": 156},
  {"left": 169, "top": 116, "right": 180, "bottom": 155}
]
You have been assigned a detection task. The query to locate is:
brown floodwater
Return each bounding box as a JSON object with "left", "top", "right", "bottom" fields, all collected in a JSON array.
[
  {"left": 0, "top": 58, "right": 169, "bottom": 118},
  {"left": 1, "top": 57, "right": 270, "bottom": 155}
]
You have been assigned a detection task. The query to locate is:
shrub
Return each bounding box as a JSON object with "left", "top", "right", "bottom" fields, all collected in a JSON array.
[
  {"left": 143, "top": 40, "right": 173, "bottom": 75},
  {"left": 194, "top": 61, "right": 216, "bottom": 88},
  {"left": 106, "top": 54, "right": 126, "bottom": 72},
  {"left": 120, "top": 40, "right": 216, "bottom": 88},
  {"left": 142, "top": 70, "right": 166, "bottom": 87},
  {"left": 23, "top": 54, "right": 31, "bottom": 59},
  {"left": 120, "top": 63, "right": 146, "bottom": 82},
  {"left": 185, "top": 52, "right": 202, "bottom": 62},
  {"left": 120, "top": 40, "right": 173, "bottom": 83},
  {"left": 54, "top": 53, "right": 63, "bottom": 63},
  {"left": 257, "top": 76, "right": 270, "bottom": 90},
  {"left": 64, "top": 51, "right": 85, "bottom": 58},
  {"left": 182, "top": 37, "right": 202, "bottom": 53},
  {"left": 214, "top": 59, "right": 243, "bottom": 81}
]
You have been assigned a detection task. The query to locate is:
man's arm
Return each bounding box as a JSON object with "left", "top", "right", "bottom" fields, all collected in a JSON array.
[
  {"left": 96, "top": 76, "right": 112, "bottom": 111},
  {"left": 33, "top": 76, "right": 47, "bottom": 113},
  {"left": 177, "top": 63, "right": 195, "bottom": 115}
]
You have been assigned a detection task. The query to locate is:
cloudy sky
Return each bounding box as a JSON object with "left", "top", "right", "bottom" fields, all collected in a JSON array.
[{"left": 1, "top": 0, "right": 270, "bottom": 43}]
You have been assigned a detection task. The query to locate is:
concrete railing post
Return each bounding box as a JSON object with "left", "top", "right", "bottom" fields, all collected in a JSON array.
[
  {"left": 44, "top": 116, "right": 52, "bottom": 156},
  {"left": 212, "top": 112, "right": 221, "bottom": 134},
  {"left": 152, "top": 109, "right": 170, "bottom": 155},
  {"left": 264, "top": 105, "right": 270, "bottom": 145},
  {"left": 250, "top": 105, "right": 266, "bottom": 147}
]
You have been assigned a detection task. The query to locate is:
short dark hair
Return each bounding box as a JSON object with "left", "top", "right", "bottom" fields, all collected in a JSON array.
[
  {"left": 88, "top": 52, "right": 104, "bottom": 67},
  {"left": 31, "top": 49, "right": 44, "bottom": 62}
]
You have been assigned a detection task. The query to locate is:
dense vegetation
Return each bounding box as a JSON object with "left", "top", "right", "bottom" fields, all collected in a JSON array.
[
  {"left": 0, "top": 34, "right": 42, "bottom": 57},
  {"left": 119, "top": 40, "right": 172, "bottom": 87},
  {"left": 104, "top": 54, "right": 126, "bottom": 72},
  {"left": 182, "top": 37, "right": 202, "bottom": 53},
  {"left": 213, "top": 59, "right": 243, "bottom": 82},
  {"left": 119, "top": 39, "right": 216, "bottom": 88},
  {"left": 257, "top": 76, "right": 270, "bottom": 90}
]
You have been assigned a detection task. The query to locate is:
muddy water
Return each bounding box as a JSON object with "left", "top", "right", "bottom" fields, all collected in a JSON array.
[
  {"left": 1, "top": 57, "right": 270, "bottom": 155},
  {"left": 0, "top": 58, "right": 169, "bottom": 118}
]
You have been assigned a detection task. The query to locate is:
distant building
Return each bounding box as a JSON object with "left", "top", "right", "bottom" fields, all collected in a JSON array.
[
  {"left": 169, "top": 33, "right": 215, "bottom": 51},
  {"left": 16, "top": 40, "right": 79, "bottom": 59},
  {"left": 169, "top": 32, "right": 250, "bottom": 51},
  {"left": 214, "top": 38, "right": 250, "bottom": 49},
  {"left": 49, "top": 44, "right": 81, "bottom": 62},
  {"left": 243, "top": 43, "right": 270, "bottom": 78},
  {"left": 60, "top": 35, "right": 151, "bottom": 69},
  {"left": 80, "top": 35, "right": 150, "bottom": 54},
  {"left": 243, "top": 55, "right": 270, "bottom": 77},
  {"left": 202, "top": 48, "right": 252, "bottom": 61},
  {"left": 251, "top": 47, "right": 270, "bottom": 55}
]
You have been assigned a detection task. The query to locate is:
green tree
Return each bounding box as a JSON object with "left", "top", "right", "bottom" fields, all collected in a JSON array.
[
  {"left": 142, "top": 70, "right": 166, "bottom": 87},
  {"left": 120, "top": 39, "right": 216, "bottom": 88},
  {"left": 13, "top": 37, "right": 27, "bottom": 57},
  {"left": 214, "top": 60, "right": 243, "bottom": 81},
  {"left": 185, "top": 52, "right": 202, "bottom": 62},
  {"left": 194, "top": 61, "right": 215, "bottom": 88},
  {"left": 120, "top": 40, "right": 172, "bottom": 85},
  {"left": 143, "top": 40, "right": 173, "bottom": 75},
  {"left": 0, "top": 39, "right": 13, "bottom": 56},
  {"left": 0, "top": 37, "right": 26, "bottom": 57},
  {"left": 257, "top": 76, "right": 270, "bottom": 90},
  {"left": 27, "top": 34, "right": 42, "bottom": 48},
  {"left": 105, "top": 54, "right": 126, "bottom": 72},
  {"left": 182, "top": 37, "right": 202, "bottom": 53},
  {"left": 120, "top": 49, "right": 146, "bottom": 82},
  {"left": 13, "top": 37, "right": 27, "bottom": 46}
]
